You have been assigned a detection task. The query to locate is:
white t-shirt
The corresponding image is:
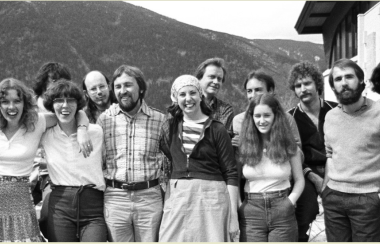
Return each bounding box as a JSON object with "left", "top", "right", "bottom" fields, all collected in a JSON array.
[
  {"left": 243, "top": 154, "right": 291, "bottom": 193},
  {"left": 0, "top": 114, "right": 46, "bottom": 176},
  {"left": 41, "top": 123, "right": 106, "bottom": 191}
]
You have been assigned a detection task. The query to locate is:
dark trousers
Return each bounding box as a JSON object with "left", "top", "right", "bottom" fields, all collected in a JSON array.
[
  {"left": 295, "top": 178, "right": 319, "bottom": 242},
  {"left": 322, "top": 186, "right": 380, "bottom": 242},
  {"left": 47, "top": 186, "right": 107, "bottom": 242}
]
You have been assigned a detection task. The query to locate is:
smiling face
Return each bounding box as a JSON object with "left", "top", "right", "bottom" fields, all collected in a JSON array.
[
  {"left": 0, "top": 89, "right": 24, "bottom": 126},
  {"left": 294, "top": 76, "right": 319, "bottom": 104},
  {"left": 53, "top": 97, "right": 78, "bottom": 124},
  {"left": 114, "top": 73, "right": 141, "bottom": 115},
  {"left": 199, "top": 65, "right": 224, "bottom": 98},
  {"left": 177, "top": 85, "right": 202, "bottom": 118},
  {"left": 253, "top": 104, "right": 275, "bottom": 135},
  {"left": 84, "top": 71, "right": 110, "bottom": 108}
]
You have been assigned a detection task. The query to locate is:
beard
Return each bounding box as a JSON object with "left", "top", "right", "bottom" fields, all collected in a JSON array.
[
  {"left": 118, "top": 92, "right": 140, "bottom": 112},
  {"left": 334, "top": 84, "right": 363, "bottom": 105}
]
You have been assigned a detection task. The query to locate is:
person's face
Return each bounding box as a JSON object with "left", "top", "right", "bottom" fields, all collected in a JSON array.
[
  {"left": 114, "top": 73, "right": 141, "bottom": 113},
  {"left": 294, "top": 76, "right": 319, "bottom": 104},
  {"left": 0, "top": 89, "right": 24, "bottom": 125},
  {"left": 199, "top": 65, "right": 224, "bottom": 98},
  {"left": 177, "top": 86, "right": 201, "bottom": 117},
  {"left": 84, "top": 73, "right": 110, "bottom": 108},
  {"left": 332, "top": 67, "right": 362, "bottom": 105},
  {"left": 246, "top": 78, "right": 271, "bottom": 101},
  {"left": 46, "top": 72, "right": 59, "bottom": 91},
  {"left": 53, "top": 97, "right": 78, "bottom": 124},
  {"left": 253, "top": 104, "right": 275, "bottom": 135}
]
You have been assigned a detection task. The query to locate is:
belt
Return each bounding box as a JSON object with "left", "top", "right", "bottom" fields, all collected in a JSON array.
[
  {"left": 245, "top": 188, "right": 290, "bottom": 199},
  {"left": 106, "top": 178, "right": 159, "bottom": 190}
]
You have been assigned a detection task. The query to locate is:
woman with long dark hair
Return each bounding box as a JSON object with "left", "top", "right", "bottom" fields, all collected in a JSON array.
[
  {"left": 238, "top": 94, "right": 304, "bottom": 242},
  {"left": 159, "top": 75, "right": 239, "bottom": 242}
]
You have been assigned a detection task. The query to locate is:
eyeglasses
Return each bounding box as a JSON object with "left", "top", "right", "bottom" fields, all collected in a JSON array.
[
  {"left": 88, "top": 85, "right": 108, "bottom": 95},
  {"left": 53, "top": 97, "right": 77, "bottom": 105}
]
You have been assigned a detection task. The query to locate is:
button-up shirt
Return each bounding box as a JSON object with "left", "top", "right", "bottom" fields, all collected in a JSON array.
[{"left": 97, "top": 100, "right": 165, "bottom": 182}]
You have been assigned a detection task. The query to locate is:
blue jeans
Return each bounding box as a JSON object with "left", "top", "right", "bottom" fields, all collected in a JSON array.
[
  {"left": 47, "top": 186, "right": 107, "bottom": 242},
  {"left": 104, "top": 184, "right": 163, "bottom": 242},
  {"left": 239, "top": 189, "right": 298, "bottom": 242},
  {"left": 322, "top": 186, "right": 380, "bottom": 242}
]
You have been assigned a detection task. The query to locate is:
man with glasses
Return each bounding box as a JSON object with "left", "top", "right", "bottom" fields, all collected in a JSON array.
[{"left": 82, "top": 71, "right": 116, "bottom": 123}]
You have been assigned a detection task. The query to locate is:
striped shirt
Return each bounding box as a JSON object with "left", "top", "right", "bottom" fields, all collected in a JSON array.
[
  {"left": 97, "top": 100, "right": 165, "bottom": 182},
  {"left": 182, "top": 118, "right": 207, "bottom": 156}
]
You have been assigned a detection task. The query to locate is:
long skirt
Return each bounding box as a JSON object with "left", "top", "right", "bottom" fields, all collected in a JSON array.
[
  {"left": 0, "top": 176, "right": 43, "bottom": 242},
  {"left": 159, "top": 179, "right": 231, "bottom": 242}
]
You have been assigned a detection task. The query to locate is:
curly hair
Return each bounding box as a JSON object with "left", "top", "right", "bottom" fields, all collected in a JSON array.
[
  {"left": 239, "top": 94, "right": 297, "bottom": 167},
  {"left": 0, "top": 78, "right": 38, "bottom": 132},
  {"left": 194, "top": 57, "right": 227, "bottom": 83},
  {"left": 43, "top": 79, "right": 86, "bottom": 114},
  {"left": 33, "top": 62, "right": 72, "bottom": 97},
  {"left": 371, "top": 62, "right": 380, "bottom": 94},
  {"left": 288, "top": 61, "right": 324, "bottom": 95}
]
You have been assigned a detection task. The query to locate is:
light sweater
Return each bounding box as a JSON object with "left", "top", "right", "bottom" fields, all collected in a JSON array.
[
  {"left": 41, "top": 123, "right": 106, "bottom": 191},
  {"left": 0, "top": 114, "right": 46, "bottom": 176},
  {"left": 324, "top": 98, "right": 380, "bottom": 193}
]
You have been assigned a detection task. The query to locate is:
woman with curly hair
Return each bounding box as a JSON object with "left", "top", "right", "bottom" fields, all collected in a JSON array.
[
  {"left": 159, "top": 75, "right": 239, "bottom": 242},
  {"left": 0, "top": 78, "right": 91, "bottom": 242},
  {"left": 238, "top": 94, "right": 304, "bottom": 242}
]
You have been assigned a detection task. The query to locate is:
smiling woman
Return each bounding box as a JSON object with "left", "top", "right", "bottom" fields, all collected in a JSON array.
[{"left": 40, "top": 80, "right": 107, "bottom": 242}]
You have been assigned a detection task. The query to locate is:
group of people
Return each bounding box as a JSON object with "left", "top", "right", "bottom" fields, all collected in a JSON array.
[{"left": 1, "top": 57, "right": 380, "bottom": 242}]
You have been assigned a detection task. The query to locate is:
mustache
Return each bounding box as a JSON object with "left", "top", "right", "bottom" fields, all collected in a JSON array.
[{"left": 300, "top": 92, "right": 311, "bottom": 99}]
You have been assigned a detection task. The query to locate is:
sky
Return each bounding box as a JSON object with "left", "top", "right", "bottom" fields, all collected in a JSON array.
[{"left": 125, "top": 1, "right": 323, "bottom": 44}]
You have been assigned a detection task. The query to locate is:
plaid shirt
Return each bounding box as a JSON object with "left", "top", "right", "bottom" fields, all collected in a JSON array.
[
  {"left": 208, "top": 97, "right": 234, "bottom": 133},
  {"left": 97, "top": 100, "right": 166, "bottom": 182}
]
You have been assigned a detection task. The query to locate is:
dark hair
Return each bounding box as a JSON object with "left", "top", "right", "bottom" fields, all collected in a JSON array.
[
  {"left": 0, "top": 78, "right": 38, "bottom": 132},
  {"left": 43, "top": 79, "right": 86, "bottom": 113},
  {"left": 239, "top": 94, "right": 297, "bottom": 166},
  {"left": 328, "top": 59, "right": 365, "bottom": 92},
  {"left": 33, "top": 62, "right": 72, "bottom": 97},
  {"left": 111, "top": 65, "right": 147, "bottom": 101},
  {"left": 244, "top": 70, "right": 275, "bottom": 92},
  {"left": 194, "top": 57, "right": 227, "bottom": 83},
  {"left": 167, "top": 96, "right": 211, "bottom": 142},
  {"left": 371, "top": 62, "right": 380, "bottom": 94},
  {"left": 288, "top": 61, "right": 324, "bottom": 95},
  {"left": 82, "top": 70, "right": 117, "bottom": 118}
]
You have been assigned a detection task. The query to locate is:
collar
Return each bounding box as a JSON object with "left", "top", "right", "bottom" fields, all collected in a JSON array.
[
  {"left": 114, "top": 100, "right": 152, "bottom": 117},
  {"left": 297, "top": 98, "right": 324, "bottom": 113},
  {"left": 208, "top": 96, "right": 218, "bottom": 110},
  {"left": 53, "top": 124, "right": 77, "bottom": 139},
  {"left": 337, "top": 96, "right": 369, "bottom": 113}
]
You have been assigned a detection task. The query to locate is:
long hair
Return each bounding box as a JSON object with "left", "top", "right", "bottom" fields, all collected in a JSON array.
[
  {"left": 0, "top": 78, "right": 38, "bottom": 132},
  {"left": 166, "top": 95, "right": 211, "bottom": 141},
  {"left": 239, "top": 94, "right": 297, "bottom": 166}
]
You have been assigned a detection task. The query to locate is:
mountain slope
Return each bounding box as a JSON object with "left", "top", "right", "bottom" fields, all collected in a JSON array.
[{"left": 0, "top": 1, "right": 325, "bottom": 112}]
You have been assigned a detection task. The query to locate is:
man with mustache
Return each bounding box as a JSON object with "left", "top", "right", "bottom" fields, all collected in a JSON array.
[
  {"left": 97, "top": 65, "right": 165, "bottom": 242},
  {"left": 322, "top": 59, "right": 380, "bottom": 241},
  {"left": 82, "top": 71, "right": 116, "bottom": 123},
  {"left": 287, "top": 62, "right": 337, "bottom": 242},
  {"left": 194, "top": 57, "right": 234, "bottom": 135}
]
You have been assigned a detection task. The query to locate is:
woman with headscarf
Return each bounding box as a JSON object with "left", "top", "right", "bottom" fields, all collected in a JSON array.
[{"left": 159, "top": 75, "right": 239, "bottom": 242}]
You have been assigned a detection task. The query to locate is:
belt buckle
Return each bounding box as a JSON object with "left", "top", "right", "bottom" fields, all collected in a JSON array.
[{"left": 121, "top": 182, "right": 135, "bottom": 190}]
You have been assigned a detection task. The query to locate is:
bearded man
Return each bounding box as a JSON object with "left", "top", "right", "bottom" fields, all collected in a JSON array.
[{"left": 322, "top": 59, "right": 380, "bottom": 242}]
